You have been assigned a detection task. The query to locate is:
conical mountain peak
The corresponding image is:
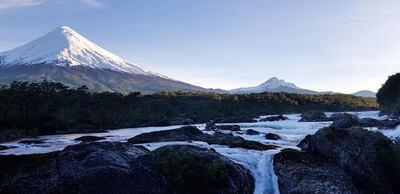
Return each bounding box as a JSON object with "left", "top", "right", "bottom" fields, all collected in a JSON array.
[{"left": 0, "top": 26, "right": 156, "bottom": 76}]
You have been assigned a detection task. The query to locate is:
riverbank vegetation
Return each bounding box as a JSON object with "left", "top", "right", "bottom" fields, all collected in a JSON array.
[{"left": 0, "top": 81, "right": 377, "bottom": 141}]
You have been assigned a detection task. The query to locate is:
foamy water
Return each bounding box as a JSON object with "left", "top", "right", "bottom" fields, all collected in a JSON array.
[{"left": 0, "top": 111, "right": 396, "bottom": 194}]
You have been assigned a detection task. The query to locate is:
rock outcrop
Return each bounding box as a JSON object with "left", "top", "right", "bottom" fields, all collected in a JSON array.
[
  {"left": 245, "top": 129, "right": 260, "bottom": 135},
  {"left": 275, "top": 116, "right": 400, "bottom": 194},
  {"left": 0, "top": 142, "right": 255, "bottom": 194},
  {"left": 260, "top": 115, "right": 288, "bottom": 122},
  {"left": 330, "top": 113, "right": 400, "bottom": 129},
  {"left": 299, "top": 111, "right": 330, "bottom": 122},
  {"left": 265, "top": 133, "right": 281, "bottom": 140},
  {"left": 274, "top": 149, "right": 358, "bottom": 194},
  {"left": 128, "top": 126, "right": 277, "bottom": 151},
  {"left": 299, "top": 126, "right": 399, "bottom": 193},
  {"left": 74, "top": 136, "right": 106, "bottom": 142},
  {"left": 205, "top": 121, "right": 241, "bottom": 131}
]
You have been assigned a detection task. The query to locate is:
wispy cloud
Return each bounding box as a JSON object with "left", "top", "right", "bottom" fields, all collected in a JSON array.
[
  {"left": 0, "top": 0, "right": 44, "bottom": 10},
  {"left": 80, "top": 0, "right": 102, "bottom": 7},
  {"left": 0, "top": 0, "right": 103, "bottom": 10}
]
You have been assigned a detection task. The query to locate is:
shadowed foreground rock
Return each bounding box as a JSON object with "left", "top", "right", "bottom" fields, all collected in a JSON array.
[
  {"left": 274, "top": 149, "right": 358, "bottom": 194},
  {"left": 0, "top": 142, "right": 254, "bottom": 194},
  {"left": 128, "top": 126, "right": 277, "bottom": 150},
  {"left": 277, "top": 124, "right": 400, "bottom": 194}
]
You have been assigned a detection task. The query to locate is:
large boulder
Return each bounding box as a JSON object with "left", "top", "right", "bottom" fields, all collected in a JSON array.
[
  {"left": 128, "top": 126, "right": 277, "bottom": 151},
  {"left": 245, "top": 129, "right": 260, "bottom": 135},
  {"left": 139, "top": 145, "right": 254, "bottom": 194},
  {"left": 299, "top": 111, "right": 330, "bottom": 122},
  {"left": 128, "top": 126, "right": 205, "bottom": 144},
  {"left": 205, "top": 121, "right": 241, "bottom": 132},
  {"left": 205, "top": 120, "right": 217, "bottom": 131},
  {"left": 0, "top": 142, "right": 150, "bottom": 193},
  {"left": 265, "top": 133, "right": 281, "bottom": 140},
  {"left": 0, "top": 142, "right": 255, "bottom": 194},
  {"left": 274, "top": 149, "right": 358, "bottom": 194},
  {"left": 299, "top": 126, "right": 400, "bottom": 194},
  {"left": 330, "top": 114, "right": 359, "bottom": 129}
]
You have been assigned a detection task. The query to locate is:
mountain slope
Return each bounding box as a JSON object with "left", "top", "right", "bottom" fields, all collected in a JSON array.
[
  {"left": 352, "top": 90, "right": 376, "bottom": 98},
  {"left": 0, "top": 26, "right": 207, "bottom": 93},
  {"left": 230, "top": 77, "right": 319, "bottom": 94}
]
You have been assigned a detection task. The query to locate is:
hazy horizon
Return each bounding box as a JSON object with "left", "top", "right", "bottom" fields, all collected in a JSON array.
[{"left": 1, "top": 0, "right": 399, "bottom": 93}]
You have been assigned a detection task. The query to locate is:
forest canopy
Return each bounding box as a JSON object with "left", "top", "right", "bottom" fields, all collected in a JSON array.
[
  {"left": 377, "top": 73, "right": 400, "bottom": 116},
  {"left": 0, "top": 81, "right": 377, "bottom": 140}
]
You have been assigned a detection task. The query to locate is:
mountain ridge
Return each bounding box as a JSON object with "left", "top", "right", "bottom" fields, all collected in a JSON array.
[{"left": 0, "top": 26, "right": 209, "bottom": 93}]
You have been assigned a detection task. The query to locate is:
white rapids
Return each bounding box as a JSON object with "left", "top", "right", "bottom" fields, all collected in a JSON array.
[{"left": 0, "top": 111, "right": 397, "bottom": 194}]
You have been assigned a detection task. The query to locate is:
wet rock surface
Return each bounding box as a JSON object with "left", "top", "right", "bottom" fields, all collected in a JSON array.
[
  {"left": 274, "top": 149, "right": 358, "bottom": 194},
  {"left": 245, "top": 129, "right": 260, "bottom": 135},
  {"left": 18, "top": 139, "right": 45, "bottom": 144},
  {"left": 265, "top": 133, "right": 281, "bottom": 140},
  {"left": 0, "top": 142, "right": 255, "bottom": 194},
  {"left": 260, "top": 115, "right": 288, "bottom": 122},
  {"left": 299, "top": 111, "right": 330, "bottom": 122},
  {"left": 330, "top": 113, "right": 400, "bottom": 129},
  {"left": 74, "top": 136, "right": 106, "bottom": 142},
  {"left": 275, "top": 111, "right": 400, "bottom": 194},
  {"left": 128, "top": 126, "right": 277, "bottom": 150},
  {"left": 205, "top": 121, "right": 241, "bottom": 131}
]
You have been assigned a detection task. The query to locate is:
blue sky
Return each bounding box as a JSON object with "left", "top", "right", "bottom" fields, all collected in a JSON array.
[{"left": 0, "top": 0, "right": 399, "bottom": 93}]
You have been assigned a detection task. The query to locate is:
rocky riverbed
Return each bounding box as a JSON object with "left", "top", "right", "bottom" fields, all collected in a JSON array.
[{"left": 1, "top": 111, "right": 399, "bottom": 194}]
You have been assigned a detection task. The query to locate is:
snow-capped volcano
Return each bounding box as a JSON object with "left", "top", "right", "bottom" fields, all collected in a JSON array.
[
  {"left": 0, "top": 26, "right": 207, "bottom": 93},
  {"left": 0, "top": 26, "right": 157, "bottom": 76},
  {"left": 230, "top": 77, "right": 318, "bottom": 94},
  {"left": 256, "top": 77, "right": 298, "bottom": 90}
]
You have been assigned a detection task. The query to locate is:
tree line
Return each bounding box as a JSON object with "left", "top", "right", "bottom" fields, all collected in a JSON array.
[{"left": 0, "top": 81, "right": 377, "bottom": 140}]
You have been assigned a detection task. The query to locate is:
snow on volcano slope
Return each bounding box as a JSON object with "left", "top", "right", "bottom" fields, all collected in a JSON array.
[
  {"left": 0, "top": 26, "right": 159, "bottom": 76},
  {"left": 230, "top": 77, "right": 319, "bottom": 94},
  {"left": 0, "top": 26, "right": 211, "bottom": 93}
]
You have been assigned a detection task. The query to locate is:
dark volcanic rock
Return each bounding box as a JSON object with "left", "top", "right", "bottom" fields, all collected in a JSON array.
[
  {"left": 328, "top": 113, "right": 354, "bottom": 121},
  {"left": 74, "top": 136, "right": 106, "bottom": 142},
  {"left": 330, "top": 114, "right": 359, "bottom": 129},
  {"left": 245, "top": 129, "right": 260, "bottom": 135},
  {"left": 205, "top": 120, "right": 217, "bottom": 131},
  {"left": 0, "top": 143, "right": 255, "bottom": 194},
  {"left": 205, "top": 121, "right": 241, "bottom": 132},
  {"left": 330, "top": 113, "right": 400, "bottom": 129},
  {"left": 138, "top": 145, "right": 254, "bottom": 194},
  {"left": 260, "top": 115, "right": 288, "bottom": 122},
  {"left": 358, "top": 118, "right": 400, "bottom": 129},
  {"left": 216, "top": 125, "right": 241, "bottom": 131},
  {"left": 18, "top": 139, "right": 45, "bottom": 144},
  {"left": 128, "top": 126, "right": 277, "bottom": 151},
  {"left": 0, "top": 145, "right": 9, "bottom": 151},
  {"left": 0, "top": 142, "right": 150, "bottom": 193},
  {"left": 274, "top": 149, "right": 358, "bottom": 194},
  {"left": 299, "top": 111, "right": 330, "bottom": 122},
  {"left": 128, "top": 126, "right": 205, "bottom": 144},
  {"left": 265, "top": 133, "right": 281, "bottom": 140},
  {"left": 299, "top": 126, "right": 400, "bottom": 194}
]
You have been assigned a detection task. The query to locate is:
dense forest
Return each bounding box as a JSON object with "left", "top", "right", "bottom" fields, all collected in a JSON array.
[
  {"left": 0, "top": 81, "right": 377, "bottom": 141},
  {"left": 377, "top": 73, "right": 400, "bottom": 116}
]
